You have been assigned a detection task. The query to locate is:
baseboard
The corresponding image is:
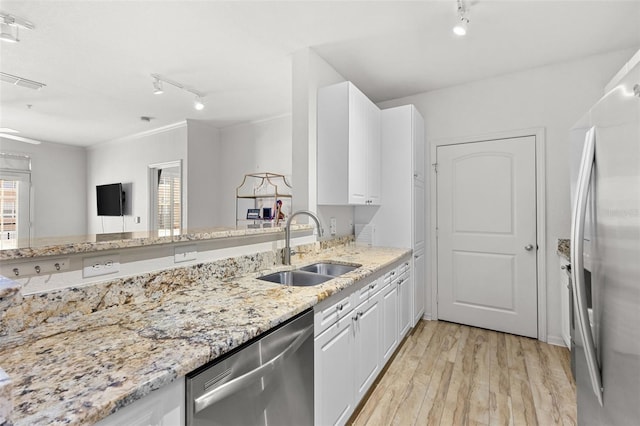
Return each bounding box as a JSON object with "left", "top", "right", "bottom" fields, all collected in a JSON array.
[
  {"left": 422, "top": 313, "right": 432, "bottom": 321},
  {"left": 546, "top": 334, "right": 569, "bottom": 348}
]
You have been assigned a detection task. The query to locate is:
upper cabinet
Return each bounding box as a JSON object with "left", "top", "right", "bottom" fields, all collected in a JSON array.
[{"left": 317, "top": 81, "right": 381, "bottom": 205}]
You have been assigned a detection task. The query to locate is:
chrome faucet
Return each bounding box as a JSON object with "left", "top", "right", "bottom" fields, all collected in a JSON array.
[{"left": 284, "top": 210, "right": 324, "bottom": 265}]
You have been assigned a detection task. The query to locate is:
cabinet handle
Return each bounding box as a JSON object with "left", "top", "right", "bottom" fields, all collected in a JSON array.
[
  {"left": 369, "top": 284, "right": 375, "bottom": 290},
  {"left": 404, "top": 262, "right": 409, "bottom": 267},
  {"left": 398, "top": 278, "right": 404, "bottom": 285},
  {"left": 353, "top": 311, "right": 363, "bottom": 321},
  {"left": 336, "top": 303, "right": 343, "bottom": 311},
  {"left": 390, "top": 271, "right": 395, "bottom": 276}
]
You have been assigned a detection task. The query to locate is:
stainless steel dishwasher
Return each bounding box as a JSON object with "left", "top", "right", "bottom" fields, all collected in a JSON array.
[{"left": 186, "top": 309, "right": 314, "bottom": 426}]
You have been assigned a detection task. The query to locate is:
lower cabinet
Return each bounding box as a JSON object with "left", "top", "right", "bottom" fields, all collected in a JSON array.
[
  {"left": 314, "top": 258, "right": 413, "bottom": 426},
  {"left": 353, "top": 289, "right": 382, "bottom": 402},
  {"left": 314, "top": 314, "right": 355, "bottom": 426},
  {"left": 380, "top": 281, "right": 399, "bottom": 364},
  {"left": 398, "top": 270, "right": 412, "bottom": 340}
]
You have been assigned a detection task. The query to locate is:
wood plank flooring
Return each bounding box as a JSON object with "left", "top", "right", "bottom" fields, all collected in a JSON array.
[{"left": 349, "top": 320, "right": 576, "bottom": 426}]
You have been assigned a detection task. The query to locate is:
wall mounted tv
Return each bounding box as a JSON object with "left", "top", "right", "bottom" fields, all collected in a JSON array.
[{"left": 96, "top": 183, "right": 125, "bottom": 216}]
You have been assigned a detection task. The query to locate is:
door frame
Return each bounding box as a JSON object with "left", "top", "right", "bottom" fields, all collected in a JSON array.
[{"left": 429, "top": 127, "right": 547, "bottom": 342}]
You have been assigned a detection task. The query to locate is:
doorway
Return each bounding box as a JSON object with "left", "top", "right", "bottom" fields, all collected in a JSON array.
[
  {"left": 433, "top": 133, "right": 545, "bottom": 339},
  {"left": 149, "top": 161, "right": 183, "bottom": 236}
]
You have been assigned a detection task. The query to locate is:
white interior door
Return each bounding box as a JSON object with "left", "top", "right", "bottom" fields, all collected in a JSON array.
[{"left": 436, "top": 136, "right": 538, "bottom": 338}]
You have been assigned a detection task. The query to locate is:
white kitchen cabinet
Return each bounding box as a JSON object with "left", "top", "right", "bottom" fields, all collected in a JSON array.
[
  {"left": 413, "top": 248, "right": 426, "bottom": 324},
  {"left": 560, "top": 258, "right": 571, "bottom": 348},
  {"left": 398, "top": 269, "right": 413, "bottom": 340},
  {"left": 95, "top": 377, "right": 184, "bottom": 426},
  {"left": 380, "top": 278, "right": 399, "bottom": 364},
  {"left": 370, "top": 104, "right": 426, "bottom": 326},
  {"left": 315, "top": 313, "right": 355, "bottom": 426},
  {"left": 317, "top": 81, "right": 381, "bottom": 206},
  {"left": 352, "top": 291, "right": 382, "bottom": 402}
]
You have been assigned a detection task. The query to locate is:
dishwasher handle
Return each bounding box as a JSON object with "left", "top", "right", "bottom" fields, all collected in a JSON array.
[{"left": 194, "top": 323, "right": 314, "bottom": 413}]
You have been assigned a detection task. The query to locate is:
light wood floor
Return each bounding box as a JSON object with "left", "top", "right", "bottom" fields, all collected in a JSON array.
[{"left": 349, "top": 320, "right": 576, "bottom": 426}]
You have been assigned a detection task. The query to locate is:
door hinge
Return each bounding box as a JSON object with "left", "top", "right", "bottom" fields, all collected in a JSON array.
[{"left": 432, "top": 162, "right": 438, "bottom": 173}]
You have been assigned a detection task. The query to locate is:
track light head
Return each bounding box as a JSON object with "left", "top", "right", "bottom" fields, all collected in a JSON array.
[
  {"left": 153, "top": 78, "right": 164, "bottom": 95},
  {"left": 194, "top": 96, "right": 205, "bottom": 111}
]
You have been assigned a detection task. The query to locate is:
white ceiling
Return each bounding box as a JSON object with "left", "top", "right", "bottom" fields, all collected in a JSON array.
[{"left": 1, "top": 0, "right": 639, "bottom": 147}]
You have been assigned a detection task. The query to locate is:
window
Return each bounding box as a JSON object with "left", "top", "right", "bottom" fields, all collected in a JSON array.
[
  {"left": 149, "top": 161, "right": 182, "bottom": 236},
  {"left": 0, "top": 154, "right": 31, "bottom": 249}
]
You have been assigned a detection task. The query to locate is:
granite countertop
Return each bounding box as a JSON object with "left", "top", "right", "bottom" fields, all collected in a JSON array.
[
  {"left": 0, "top": 224, "right": 312, "bottom": 260},
  {"left": 0, "top": 245, "right": 410, "bottom": 425}
]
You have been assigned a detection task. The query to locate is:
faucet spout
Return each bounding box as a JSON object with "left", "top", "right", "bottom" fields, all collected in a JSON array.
[{"left": 284, "top": 210, "right": 324, "bottom": 265}]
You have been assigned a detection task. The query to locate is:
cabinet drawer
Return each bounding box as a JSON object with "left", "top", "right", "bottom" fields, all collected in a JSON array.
[
  {"left": 398, "top": 260, "right": 410, "bottom": 275},
  {"left": 314, "top": 294, "right": 353, "bottom": 336},
  {"left": 384, "top": 268, "right": 398, "bottom": 286},
  {"left": 355, "top": 277, "right": 382, "bottom": 305}
]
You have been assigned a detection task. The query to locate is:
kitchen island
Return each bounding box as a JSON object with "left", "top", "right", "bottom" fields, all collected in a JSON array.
[{"left": 0, "top": 243, "right": 410, "bottom": 425}]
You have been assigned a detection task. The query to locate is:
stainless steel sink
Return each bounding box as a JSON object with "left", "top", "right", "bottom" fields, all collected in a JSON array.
[
  {"left": 298, "top": 262, "right": 362, "bottom": 277},
  {"left": 257, "top": 270, "right": 333, "bottom": 286}
]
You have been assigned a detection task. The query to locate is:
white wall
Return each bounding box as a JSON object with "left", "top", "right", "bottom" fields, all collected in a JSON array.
[
  {"left": 186, "top": 119, "right": 221, "bottom": 229},
  {"left": 0, "top": 137, "right": 87, "bottom": 239},
  {"left": 378, "top": 48, "right": 636, "bottom": 342},
  {"left": 218, "top": 115, "right": 293, "bottom": 227},
  {"left": 86, "top": 123, "right": 188, "bottom": 234},
  {"left": 292, "top": 48, "right": 354, "bottom": 236}
]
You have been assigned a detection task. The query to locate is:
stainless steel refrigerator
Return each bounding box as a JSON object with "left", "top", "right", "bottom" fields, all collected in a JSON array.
[{"left": 570, "top": 52, "right": 640, "bottom": 425}]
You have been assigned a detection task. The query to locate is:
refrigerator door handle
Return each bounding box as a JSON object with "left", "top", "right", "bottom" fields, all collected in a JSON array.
[{"left": 570, "top": 126, "right": 604, "bottom": 406}]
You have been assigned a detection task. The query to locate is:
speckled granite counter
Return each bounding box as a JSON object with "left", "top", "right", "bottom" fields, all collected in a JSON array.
[
  {"left": 0, "top": 243, "right": 410, "bottom": 425},
  {"left": 0, "top": 224, "right": 312, "bottom": 260},
  {"left": 557, "top": 238, "right": 570, "bottom": 261}
]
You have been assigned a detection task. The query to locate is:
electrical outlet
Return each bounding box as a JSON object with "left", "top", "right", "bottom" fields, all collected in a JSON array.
[
  {"left": 83, "top": 254, "right": 120, "bottom": 278},
  {"left": 330, "top": 217, "right": 337, "bottom": 235},
  {"left": 174, "top": 244, "right": 197, "bottom": 263},
  {"left": 3, "top": 258, "right": 70, "bottom": 278}
]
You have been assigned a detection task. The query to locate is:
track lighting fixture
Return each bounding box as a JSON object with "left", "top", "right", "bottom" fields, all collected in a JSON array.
[
  {"left": 453, "top": 0, "right": 469, "bottom": 37},
  {"left": 0, "top": 13, "right": 35, "bottom": 43},
  {"left": 150, "top": 74, "right": 205, "bottom": 111}
]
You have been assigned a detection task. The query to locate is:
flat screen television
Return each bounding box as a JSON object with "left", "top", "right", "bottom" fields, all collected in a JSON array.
[{"left": 96, "top": 183, "right": 125, "bottom": 216}]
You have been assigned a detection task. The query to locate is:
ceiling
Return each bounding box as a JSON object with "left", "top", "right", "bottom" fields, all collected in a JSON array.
[{"left": 1, "top": 0, "right": 639, "bottom": 147}]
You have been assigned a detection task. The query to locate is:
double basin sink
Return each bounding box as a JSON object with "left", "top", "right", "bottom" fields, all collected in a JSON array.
[{"left": 257, "top": 262, "right": 362, "bottom": 287}]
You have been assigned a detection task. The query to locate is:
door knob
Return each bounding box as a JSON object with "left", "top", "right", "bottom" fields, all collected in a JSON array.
[{"left": 524, "top": 244, "right": 534, "bottom": 251}]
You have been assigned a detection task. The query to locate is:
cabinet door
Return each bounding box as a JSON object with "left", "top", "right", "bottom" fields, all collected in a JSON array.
[
  {"left": 366, "top": 99, "right": 381, "bottom": 205},
  {"left": 412, "top": 106, "right": 426, "bottom": 183},
  {"left": 398, "top": 274, "right": 412, "bottom": 339},
  {"left": 413, "top": 250, "right": 426, "bottom": 325},
  {"left": 560, "top": 260, "right": 571, "bottom": 348},
  {"left": 380, "top": 282, "right": 399, "bottom": 364},
  {"left": 353, "top": 297, "right": 381, "bottom": 402},
  {"left": 348, "top": 84, "right": 368, "bottom": 205},
  {"left": 413, "top": 179, "right": 426, "bottom": 252},
  {"left": 315, "top": 314, "right": 354, "bottom": 426}
]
